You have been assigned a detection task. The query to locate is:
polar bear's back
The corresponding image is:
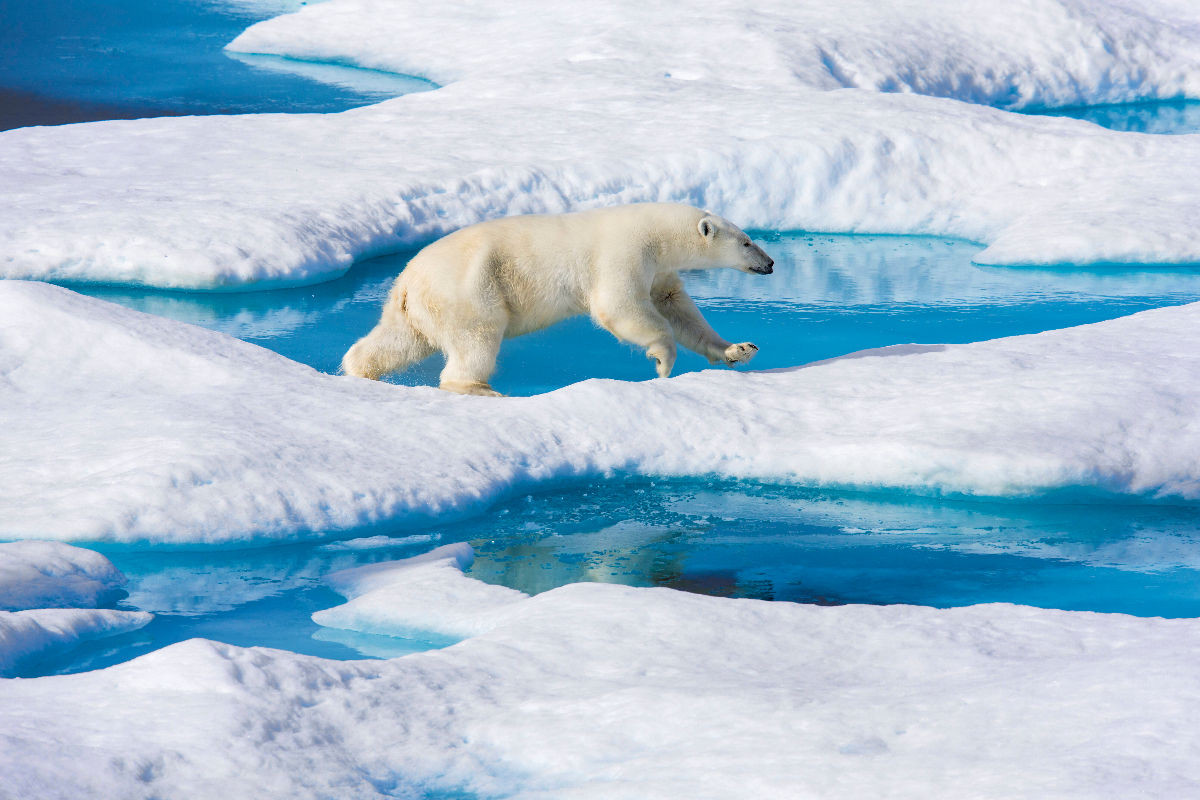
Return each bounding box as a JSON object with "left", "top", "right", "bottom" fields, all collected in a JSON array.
[
  {"left": 417, "top": 202, "right": 706, "bottom": 273},
  {"left": 399, "top": 203, "right": 708, "bottom": 330}
]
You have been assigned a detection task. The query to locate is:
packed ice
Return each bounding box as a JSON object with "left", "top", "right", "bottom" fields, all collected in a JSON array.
[
  {"left": 1, "top": 544, "right": 1197, "bottom": 797},
  {"left": 5, "top": 2, "right": 1200, "bottom": 288},
  {"left": 4, "top": 0, "right": 1200, "bottom": 796}
]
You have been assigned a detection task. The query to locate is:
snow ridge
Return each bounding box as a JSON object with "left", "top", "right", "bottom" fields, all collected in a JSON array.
[{"left": 4, "top": 280, "right": 1200, "bottom": 542}]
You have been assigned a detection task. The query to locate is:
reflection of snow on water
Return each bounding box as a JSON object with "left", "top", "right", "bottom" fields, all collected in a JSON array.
[
  {"left": 461, "top": 480, "right": 1200, "bottom": 616},
  {"left": 687, "top": 234, "right": 1200, "bottom": 307}
]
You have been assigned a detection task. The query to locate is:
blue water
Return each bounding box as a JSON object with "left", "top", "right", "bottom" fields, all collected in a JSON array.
[
  {"left": 10, "top": 0, "right": 1200, "bottom": 679},
  {"left": 1031, "top": 99, "right": 1200, "bottom": 135},
  {"left": 0, "top": 0, "right": 432, "bottom": 129},
  {"left": 18, "top": 475, "right": 1200, "bottom": 678}
]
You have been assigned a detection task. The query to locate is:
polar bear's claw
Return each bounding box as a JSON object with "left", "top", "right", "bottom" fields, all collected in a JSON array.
[
  {"left": 724, "top": 342, "right": 758, "bottom": 366},
  {"left": 441, "top": 380, "right": 504, "bottom": 397}
]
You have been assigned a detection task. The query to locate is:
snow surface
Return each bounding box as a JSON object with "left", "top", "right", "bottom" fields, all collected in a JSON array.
[
  {"left": 2, "top": 545, "right": 1198, "bottom": 798},
  {"left": 6, "top": 2, "right": 1200, "bottom": 287},
  {"left": 4, "top": 279, "right": 1200, "bottom": 543},
  {"left": 231, "top": 0, "right": 1200, "bottom": 108},
  {"left": 0, "top": 608, "right": 151, "bottom": 676},
  {"left": 0, "top": 541, "right": 129, "bottom": 610}
]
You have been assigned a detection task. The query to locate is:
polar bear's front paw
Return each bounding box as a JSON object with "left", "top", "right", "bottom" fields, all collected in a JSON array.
[{"left": 723, "top": 342, "right": 758, "bottom": 366}]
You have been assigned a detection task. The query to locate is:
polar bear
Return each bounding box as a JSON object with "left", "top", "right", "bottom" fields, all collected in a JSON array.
[{"left": 342, "top": 203, "right": 774, "bottom": 395}]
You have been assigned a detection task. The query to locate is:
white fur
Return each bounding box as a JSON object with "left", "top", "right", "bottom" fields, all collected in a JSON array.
[{"left": 342, "top": 203, "right": 774, "bottom": 395}]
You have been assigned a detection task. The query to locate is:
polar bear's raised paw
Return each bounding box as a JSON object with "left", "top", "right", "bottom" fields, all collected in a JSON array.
[{"left": 724, "top": 342, "right": 758, "bottom": 366}]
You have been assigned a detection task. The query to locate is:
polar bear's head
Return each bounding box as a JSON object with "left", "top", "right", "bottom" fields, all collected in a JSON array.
[{"left": 697, "top": 214, "right": 774, "bottom": 274}]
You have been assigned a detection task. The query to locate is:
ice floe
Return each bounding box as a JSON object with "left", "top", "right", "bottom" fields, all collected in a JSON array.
[
  {"left": 0, "top": 541, "right": 129, "bottom": 610},
  {"left": 5, "top": 2, "right": 1200, "bottom": 288},
  {"left": 3, "top": 279, "right": 1199, "bottom": 543},
  {"left": 0, "top": 608, "right": 151, "bottom": 676},
  {"left": 231, "top": 0, "right": 1200, "bottom": 108},
  {"left": 1, "top": 544, "right": 1197, "bottom": 797},
  {"left": 0, "top": 542, "right": 150, "bottom": 676},
  {"left": 313, "top": 543, "right": 526, "bottom": 639}
]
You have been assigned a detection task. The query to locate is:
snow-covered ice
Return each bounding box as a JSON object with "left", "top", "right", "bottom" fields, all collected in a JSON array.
[
  {"left": 0, "top": 542, "right": 150, "bottom": 676},
  {"left": 3, "top": 279, "right": 1200, "bottom": 543},
  {"left": 5, "top": 1, "right": 1200, "bottom": 795},
  {"left": 231, "top": 0, "right": 1200, "bottom": 108},
  {"left": 313, "top": 543, "right": 527, "bottom": 639},
  {"left": 6, "top": 2, "right": 1200, "bottom": 288},
  {"left": 0, "top": 541, "right": 129, "bottom": 610},
  {"left": 1, "top": 544, "right": 1198, "bottom": 798},
  {"left": 0, "top": 608, "right": 151, "bottom": 676}
]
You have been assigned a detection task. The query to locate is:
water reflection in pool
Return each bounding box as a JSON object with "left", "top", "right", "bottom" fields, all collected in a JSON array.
[{"left": 20, "top": 477, "right": 1200, "bottom": 677}]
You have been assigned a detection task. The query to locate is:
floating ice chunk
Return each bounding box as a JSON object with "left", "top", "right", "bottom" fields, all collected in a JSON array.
[
  {"left": 316, "top": 533, "right": 440, "bottom": 551},
  {"left": 0, "top": 541, "right": 128, "bottom": 611},
  {"left": 3, "top": 280, "right": 1200, "bottom": 543},
  {"left": 314, "top": 543, "right": 527, "bottom": 639},
  {"left": 0, "top": 608, "right": 151, "bottom": 676}
]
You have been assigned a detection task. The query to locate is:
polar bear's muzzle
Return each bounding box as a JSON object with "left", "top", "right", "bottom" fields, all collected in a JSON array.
[{"left": 748, "top": 259, "right": 774, "bottom": 275}]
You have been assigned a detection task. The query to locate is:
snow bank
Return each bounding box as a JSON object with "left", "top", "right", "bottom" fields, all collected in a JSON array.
[
  {"left": 6, "top": 3, "right": 1200, "bottom": 288},
  {"left": 1, "top": 553, "right": 1198, "bottom": 797},
  {"left": 0, "top": 541, "right": 128, "bottom": 610},
  {"left": 0, "top": 608, "right": 151, "bottom": 676},
  {"left": 4, "top": 280, "right": 1200, "bottom": 543},
  {"left": 231, "top": 0, "right": 1200, "bottom": 109}
]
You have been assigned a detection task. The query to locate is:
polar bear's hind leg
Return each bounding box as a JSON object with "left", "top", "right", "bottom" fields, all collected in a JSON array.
[
  {"left": 437, "top": 319, "right": 507, "bottom": 396},
  {"left": 341, "top": 313, "right": 435, "bottom": 380}
]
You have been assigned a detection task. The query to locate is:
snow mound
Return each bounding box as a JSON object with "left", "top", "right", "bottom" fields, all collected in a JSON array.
[
  {"left": 3, "top": 280, "right": 1200, "bottom": 543},
  {"left": 1, "top": 559, "right": 1198, "bottom": 797},
  {"left": 232, "top": 0, "right": 1200, "bottom": 109},
  {"left": 313, "top": 543, "right": 527, "bottom": 639},
  {"left": 0, "top": 541, "right": 128, "bottom": 610},
  {"left": 6, "top": 3, "right": 1200, "bottom": 287},
  {"left": 0, "top": 608, "right": 152, "bottom": 676}
]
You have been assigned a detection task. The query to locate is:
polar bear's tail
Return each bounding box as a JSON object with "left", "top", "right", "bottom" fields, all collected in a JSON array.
[{"left": 341, "top": 298, "right": 435, "bottom": 380}]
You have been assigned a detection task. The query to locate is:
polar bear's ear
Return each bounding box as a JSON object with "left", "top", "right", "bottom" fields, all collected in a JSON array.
[{"left": 698, "top": 217, "right": 715, "bottom": 239}]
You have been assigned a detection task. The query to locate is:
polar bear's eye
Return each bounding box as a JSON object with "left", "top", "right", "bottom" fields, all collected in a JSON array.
[{"left": 742, "top": 241, "right": 751, "bottom": 247}]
